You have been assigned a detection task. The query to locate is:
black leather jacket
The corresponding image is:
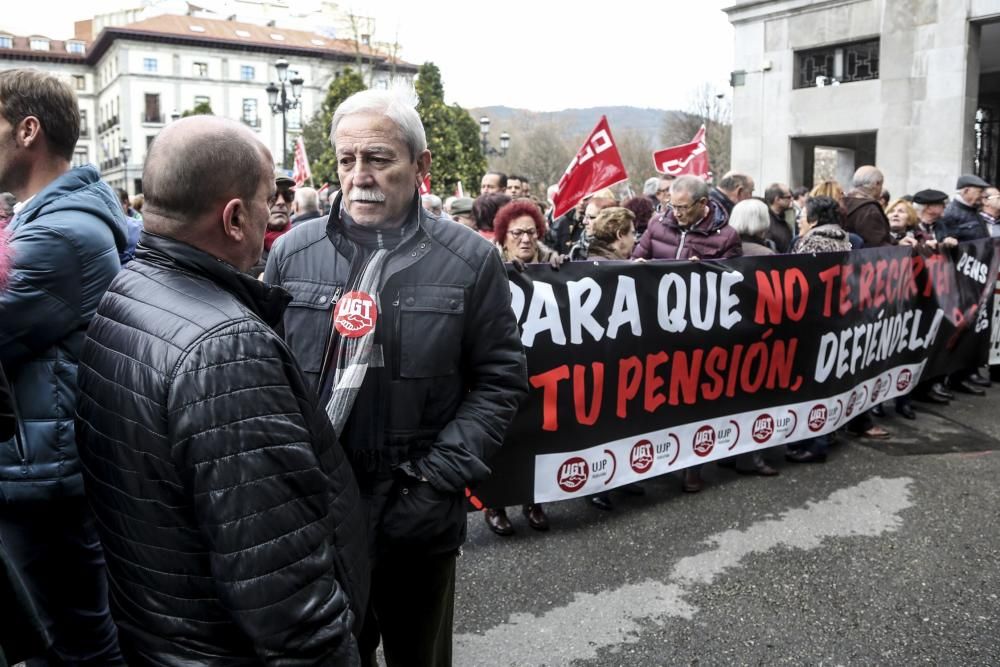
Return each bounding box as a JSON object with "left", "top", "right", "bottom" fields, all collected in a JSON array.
[
  {"left": 264, "top": 194, "right": 528, "bottom": 555},
  {"left": 76, "top": 232, "right": 368, "bottom": 666}
]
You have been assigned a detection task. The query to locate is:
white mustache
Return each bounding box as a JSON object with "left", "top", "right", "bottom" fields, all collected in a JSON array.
[{"left": 349, "top": 188, "right": 386, "bottom": 203}]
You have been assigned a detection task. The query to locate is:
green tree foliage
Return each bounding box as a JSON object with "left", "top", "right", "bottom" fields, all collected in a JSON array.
[
  {"left": 181, "top": 100, "right": 213, "bottom": 117},
  {"left": 415, "top": 62, "right": 486, "bottom": 197},
  {"left": 301, "top": 68, "right": 367, "bottom": 186}
]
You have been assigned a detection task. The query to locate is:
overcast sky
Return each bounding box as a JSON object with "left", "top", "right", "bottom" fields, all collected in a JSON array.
[{"left": 5, "top": 0, "right": 736, "bottom": 112}]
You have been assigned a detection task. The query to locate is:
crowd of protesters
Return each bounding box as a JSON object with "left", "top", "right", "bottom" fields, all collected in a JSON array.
[
  {"left": 446, "top": 166, "right": 1000, "bottom": 534},
  {"left": 0, "top": 64, "right": 998, "bottom": 666}
]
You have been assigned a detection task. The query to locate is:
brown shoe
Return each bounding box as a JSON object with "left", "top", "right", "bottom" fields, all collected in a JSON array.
[
  {"left": 682, "top": 467, "right": 703, "bottom": 493},
  {"left": 484, "top": 508, "right": 514, "bottom": 536},
  {"left": 522, "top": 504, "right": 550, "bottom": 531}
]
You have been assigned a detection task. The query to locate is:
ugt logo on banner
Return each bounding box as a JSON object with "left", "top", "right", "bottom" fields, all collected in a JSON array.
[{"left": 551, "top": 116, "right": 628, "bottom": 220}]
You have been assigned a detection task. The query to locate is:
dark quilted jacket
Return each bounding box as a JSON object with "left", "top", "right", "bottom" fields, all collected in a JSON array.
[
  {"left": 940, "top": 198, "right": 989, "bottom": 241},
  {"left": 630, "top": 199, "right": 742, "bottom": 261},
  {"left": 0, "top": 166, "right": 126, "bottom": 503},
  {"left": 76, "top": 232, "right": 368, "bottom": 666}
]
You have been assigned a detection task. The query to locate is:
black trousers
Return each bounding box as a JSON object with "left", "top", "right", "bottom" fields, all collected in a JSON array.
[
  {"left": 0, "top": 498, "right": 123, "bottom": 666},
  {"left": 360, "top": 549, "right": 457, "bottom": 667}
]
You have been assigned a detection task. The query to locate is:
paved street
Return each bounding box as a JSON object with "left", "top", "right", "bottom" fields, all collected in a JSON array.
[{"left": 453, "top": 385, "right": 1000, "bottom": 666}]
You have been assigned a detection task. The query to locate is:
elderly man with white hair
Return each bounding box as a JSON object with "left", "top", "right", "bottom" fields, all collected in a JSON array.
[
  {"left": 291, "top": 185, "right": 324, "bottom": 224},
  {"left": 264, "top": 85, "right": 528, "bottom": 667}
]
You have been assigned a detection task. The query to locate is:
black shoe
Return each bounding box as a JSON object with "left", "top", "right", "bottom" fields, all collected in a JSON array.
[
  {"left": 967, "top": 373, "right": 991, "bottom": 388},
  {"left": 914, "top": 390, "right": 949, "bottom": 405},
  {"left": 895, "top": 404, "right": 916, "bottom": 420},
  {"left": 589, "top": 493, "right": 613, "bottom": 511},
  {"left": 484, "top": 508, "right": 514, "bottom": 536},
  {"left": 932, "top": 382, "right": 955, "bottom": 400},
  {"left": 871, "top": 404, "right": 886, "bottom": 417},
  {"left": 953, "top": 380, "right": 986, "bottom": 396},
  {"left": 785, "top": 450, "right": 827, "bottom": 463},
  {"left": 522, "top": 504, "right": 549, "bottom": 531},
  {"left": 682, "top": 468, "right": 703, "bottom": 493}
]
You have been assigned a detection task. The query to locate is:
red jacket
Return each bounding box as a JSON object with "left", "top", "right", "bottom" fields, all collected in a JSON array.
[{"left": 631, "top": 199, "right": 743, "bottom": 261}]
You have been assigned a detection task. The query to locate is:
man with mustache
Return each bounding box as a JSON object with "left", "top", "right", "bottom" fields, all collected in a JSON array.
[{"left": 264, "top": 87, "right": 528, "bottom": 667}]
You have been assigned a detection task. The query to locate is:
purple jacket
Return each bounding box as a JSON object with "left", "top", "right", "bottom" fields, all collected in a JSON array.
[{"left": 631, "top": 199, "right": 742, "bottom": 261}]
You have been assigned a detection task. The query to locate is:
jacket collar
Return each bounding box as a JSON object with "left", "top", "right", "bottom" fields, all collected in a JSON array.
[{"left": 136, "top": 231, "right": 292, "bottom": 327}]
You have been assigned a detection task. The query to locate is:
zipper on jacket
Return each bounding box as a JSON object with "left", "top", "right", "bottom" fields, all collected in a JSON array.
[
  {"left": 391, "top": 291, "right": 401, "bottom": 380},
  {"left": 317, "top": 286, "right": 343, "bottom": 392},
  {"left": 675, "top": 230, "right": 687, "bottom": 259}
]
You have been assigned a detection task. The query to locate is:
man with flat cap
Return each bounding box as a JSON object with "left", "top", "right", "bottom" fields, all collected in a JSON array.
[
  {"left": 449, "top": 196, "right": 475, "bottom": 230},
  {"left": 940, "top": 174, "right": 991, "bottom": 241},
  {"left": 76, "top": 115, "right": 369, "bottom": 664},
  {"left": 912, "top": 189, "right": 957, "bottom": 248}
]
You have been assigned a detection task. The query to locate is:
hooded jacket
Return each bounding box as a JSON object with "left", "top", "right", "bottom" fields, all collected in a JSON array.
[
  {"left": 630, "top": 199, "right": 742, "bottom": 261},
  {"left": 0, "top": 165, "right": 126, "bottom": 503},
  {"left": 843, "top": 191, "right": 893, "bottom": 248}
]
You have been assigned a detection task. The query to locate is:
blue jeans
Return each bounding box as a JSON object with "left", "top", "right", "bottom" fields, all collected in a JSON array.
[{"left": 0, "top": 499, "right": 123, "bottom": 666}]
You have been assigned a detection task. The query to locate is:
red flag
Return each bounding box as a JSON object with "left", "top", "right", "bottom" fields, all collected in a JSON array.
[
  {"left": 419, "top": 173, "right": 432, "bottom": 195},
  {"left": 652, "top": 125, "right": 710, "bottom": 178},
  {"left": 551, "top": 116, "right": 628, "bottom": 220},
  {"left": 292, "top": 137, "right": 312, "bottom": 186}
]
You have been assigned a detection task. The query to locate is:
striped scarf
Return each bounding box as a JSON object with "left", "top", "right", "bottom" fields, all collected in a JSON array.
[{"left": 324, "top": 248, "right": 389, "bottom": 437}]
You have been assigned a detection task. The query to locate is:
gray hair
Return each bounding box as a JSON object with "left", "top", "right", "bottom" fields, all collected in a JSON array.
[
  {"left": 718, "top": 172, "right": 753, "bottom": 193},
  {"left": 852, "top": 165, "right": 884, "bottom": 190},
  {"left": 670, "top": 175, "right": 710, "bottom": 202},
  {"left": 294, "top": 186, "right": 319, "bottom": 212},
  {"left": 728, "top": 198, "right": 770, "bottom": 238},
  {"left": 643, "top": 176, "right": 660, "bottom": 196},
  {"left": 421, "top": 193, "right": 442, "bottom": 210},
  {"left": 330, "top": 84, "right": 427, "bottom": 160}
]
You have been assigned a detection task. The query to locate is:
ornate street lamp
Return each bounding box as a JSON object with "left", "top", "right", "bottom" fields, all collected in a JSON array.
[
  {"left": 266, "top": 58, "right": 305, "bottom": 169},
  {"left": 479, "top": 115, "right": 510, "bottom": 157}
]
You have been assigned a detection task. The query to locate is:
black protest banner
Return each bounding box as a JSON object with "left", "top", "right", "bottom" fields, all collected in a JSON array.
[{"left": 473, "top": 240, "right": 999, "bottom": 508}]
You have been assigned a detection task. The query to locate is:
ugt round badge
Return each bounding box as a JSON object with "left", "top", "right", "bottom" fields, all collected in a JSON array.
[{"left": 333, "top": 290, "right": 378, "bottom": 338}]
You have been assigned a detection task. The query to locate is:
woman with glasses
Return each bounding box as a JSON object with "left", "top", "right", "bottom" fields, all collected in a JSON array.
[{"left": 483, "top": 200, "right": 562, "bottom": 536}]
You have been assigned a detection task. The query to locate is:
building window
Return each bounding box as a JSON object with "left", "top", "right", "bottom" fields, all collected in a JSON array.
[
  {"left": 795, "top": 39, "right": 879, "bottom": 89},
  {"left": 240, "top": 65, "right": 255, "bottom": 81},
  {"left": 73, "top": 75, "right": 85, "bottom": 90},
  {"left": 194, "top": 95, "right": 210, "bottom": 107},
  {"left": 242, "top": 98, "right": 259, "bottom": 127},
  {"left": 143, "top": 93, "right": 162, "bottom": 123},
  {"left": 66, "top": 41, "right": 85, "bottom": 54},
  {"left": 0, "top": 36, "right": 12, "bottom": 49},
  {"left": 143, "top": 57, "right": 158, "bottom": 73},
  {"left": 30, "top": 38, "right": 50, "bottom": 51},
  {"left": 193, "top": 61, "right": 208, "bottom": 77},
  {"left": 72, "top": 149, "right": 89, "bottom": 168},
  {"left": 79, "top": 109, "right": 88, "bottom": 137}
]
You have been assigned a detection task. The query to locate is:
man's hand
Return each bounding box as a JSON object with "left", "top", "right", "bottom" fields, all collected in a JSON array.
[{"left": 942, "top": 236, "right": 959, "bottom": 248}]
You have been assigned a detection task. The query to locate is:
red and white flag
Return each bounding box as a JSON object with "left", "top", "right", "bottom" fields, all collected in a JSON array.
[
  {"left": 652, "top": 125, "right": 710, "bottom": 178},
  {"left": 292, "top": 137, "right": 312, "bottom": 186},
  {"left": 551, "top": 116, "right": 628, "bottom": 220},
  {"left": 419, "top": 173, "right": 432, "bottom": 195}
]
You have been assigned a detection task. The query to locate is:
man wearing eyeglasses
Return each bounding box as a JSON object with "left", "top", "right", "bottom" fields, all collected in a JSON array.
[
  {"left": 654, "top": 174, "right": 676, "bottom": 211},
  {"left": 250, "top": 173, "right": 295, "bottom": 275},
  {"left": 978, "top": 186, "right": 1000, "bottom": 237}
]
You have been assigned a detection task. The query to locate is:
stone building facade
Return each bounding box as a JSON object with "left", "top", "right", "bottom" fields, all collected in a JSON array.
[
  {"left": 724, "top": 0, "right": 1000, "bottom": 195},
  {"left": 0, "top": 12, "right": 416, "bottom": 195}
]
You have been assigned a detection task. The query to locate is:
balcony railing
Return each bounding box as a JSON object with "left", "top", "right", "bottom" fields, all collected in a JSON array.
[{"left": 141, "top": 112, "right": 164, "bottom": 124}]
